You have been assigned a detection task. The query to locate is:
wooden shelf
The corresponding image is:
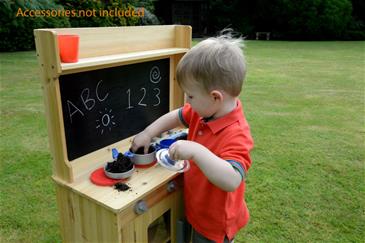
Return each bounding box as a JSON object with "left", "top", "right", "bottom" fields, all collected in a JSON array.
[{"left": 61, "top": 48, "right": 189, "bottom": 74}]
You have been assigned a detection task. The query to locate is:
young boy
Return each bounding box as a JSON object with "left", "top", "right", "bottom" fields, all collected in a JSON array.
[{"left": 132, "top": 31, "right": 254, "bottom": 243}]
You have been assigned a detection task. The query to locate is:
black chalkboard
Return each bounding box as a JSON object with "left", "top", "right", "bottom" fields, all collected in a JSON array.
[{"left": 59, "top": 58, "right": 170, "bottom": 161}]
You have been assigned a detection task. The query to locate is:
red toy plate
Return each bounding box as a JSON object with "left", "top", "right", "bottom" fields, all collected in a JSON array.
[{"left": 90, "top": 167, "right": 128, "bottom": 186}]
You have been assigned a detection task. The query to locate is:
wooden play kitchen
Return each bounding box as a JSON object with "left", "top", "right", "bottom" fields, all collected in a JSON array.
[{"left": 34, "top": 25, "right": 191, "bottom": 242}]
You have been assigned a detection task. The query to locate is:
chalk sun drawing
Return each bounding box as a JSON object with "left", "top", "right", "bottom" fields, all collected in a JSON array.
[
  {"left": 150, "top": 66, "right": 161, "bottom": 83},
  {"left": 96, "top": 108, "right": 116, "bottom": 135}
]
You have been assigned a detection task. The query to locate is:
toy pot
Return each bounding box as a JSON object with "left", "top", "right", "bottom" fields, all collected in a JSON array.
[
  {"left": 104, "top": 164, "right": 135, "bottom": 179},
  {"left": 124, "top": 145, "right": 156, "bottom": 166}
]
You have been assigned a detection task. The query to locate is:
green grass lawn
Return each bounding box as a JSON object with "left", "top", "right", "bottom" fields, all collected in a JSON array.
[{"left": 1, "top": 41, "right": 364, "bottom": 242}]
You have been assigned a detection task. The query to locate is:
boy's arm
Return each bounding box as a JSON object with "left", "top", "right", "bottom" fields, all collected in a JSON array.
[
  {"left": 169, "top": 141, "right": 242, "bottom": 192},
  {"left": 132, "top": 109, "right": 181, "bottom": 153}
]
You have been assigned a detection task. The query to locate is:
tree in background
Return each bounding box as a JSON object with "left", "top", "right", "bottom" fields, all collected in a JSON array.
[
  {"left": 57, "top": 0, "right": 157, "bottom": 27},
  {"left": 207, "top": 0, "right": 255, "bottom": 37},
  {"left": 207, "top": 0, "right": 363, "bottom": 40},
  {"left": 0, "top": 0, "right": 363, "bottom": 52},
  {"left": 277, "top": 0, "right": 353, "bottom": 39},
  {"left": 0, "top": 0, "right": 70, "bottom": 51},
  {"left": 0, "top": 0, "right": 158, "bottom": 52},
  {"left": 347, "top": 0, "right": 365, "bottom": 39}
]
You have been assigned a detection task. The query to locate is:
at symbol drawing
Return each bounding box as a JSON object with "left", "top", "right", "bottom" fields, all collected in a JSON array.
[{"left": 150, "top": 66, "right": 161, "bottom": 83}]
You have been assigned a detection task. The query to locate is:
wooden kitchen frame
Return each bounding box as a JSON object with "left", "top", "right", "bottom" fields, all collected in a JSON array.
[{"left": 34, "top": 25, "right": 191, "bottom": 242}]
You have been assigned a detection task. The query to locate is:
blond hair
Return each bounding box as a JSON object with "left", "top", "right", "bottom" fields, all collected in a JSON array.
[{"left": 176, "top": 30, "right": 246, "bottom": 97}]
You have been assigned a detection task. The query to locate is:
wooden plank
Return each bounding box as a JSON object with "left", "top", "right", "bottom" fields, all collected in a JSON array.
[
  {"left": 121, "top": 223, "right": 135, "bottom": 243},
  {"left": 55, "top": 185, "right": 70, "bottom": 242},
  {"left": 70, "top": 190, "right": 83, "bottom": 242},
  {"left": 175, "top": 25, "right": 192, "bottom": 49},
  {"left": 55, "top": 184, "right": 85, "bottom": 242},
  {"left": 170, "top": 190, "right": 184, "bottom": 243},
  {"left": 40, "top": 25, "right": 178, "bottom": 59},
  {"left": 34, "top": 30, "right": 61, "bottom": 78},
  {"left": 170, "top": 54, "right": 185, "bottom": 110},
  {"left": 34, "top": 30, "right": 73, "bottom": 182},
  {"left": 84, "top": 197, "right": 99, "bottom": 241},
  {"left": 98, "top": 205, "right": 120, "bottom": 242},
  {"left": 56, "top": 183, "right": 121, "bottom": 242},
  {"left": 61, "top": 48, "right": 188, "bottom": 74}
]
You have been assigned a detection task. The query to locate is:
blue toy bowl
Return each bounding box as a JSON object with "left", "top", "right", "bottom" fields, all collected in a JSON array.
[{"left": 158, "top": 138, "right": 176, "bottom": 149}]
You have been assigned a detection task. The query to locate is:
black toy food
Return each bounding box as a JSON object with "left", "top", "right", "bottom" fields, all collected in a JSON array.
[{"left": 105, "top": 153, "right": 133, "bottom": 173}]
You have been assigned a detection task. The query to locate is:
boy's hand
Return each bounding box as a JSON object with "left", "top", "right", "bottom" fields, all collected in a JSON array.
[
  {"left": 131, "top": 131, "right": 152, "bottom": 154},
  {"left": 168, "top": 140, "right": 203, "bottom": 161}
]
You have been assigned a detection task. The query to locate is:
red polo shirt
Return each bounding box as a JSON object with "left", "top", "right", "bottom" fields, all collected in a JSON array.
[{"left": 179, "top": 99, "right": 254, "bottom": 243}]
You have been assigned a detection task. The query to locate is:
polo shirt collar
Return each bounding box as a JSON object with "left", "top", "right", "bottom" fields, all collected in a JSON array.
[{"left": 203, "top": 99, "right": 243, "bottom": 134}]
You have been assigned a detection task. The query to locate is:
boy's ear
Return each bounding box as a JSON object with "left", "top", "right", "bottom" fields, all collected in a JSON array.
[{"left": 210, "top": 90, "right": 223, "bottom": 102}]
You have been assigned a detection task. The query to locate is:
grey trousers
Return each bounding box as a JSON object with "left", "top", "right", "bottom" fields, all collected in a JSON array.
[
  {"left": 178, "top": 219, "right": 234, "bottom": 243},
  {"left": 192, "top": 229, "right": 234, "bottom": 243}
]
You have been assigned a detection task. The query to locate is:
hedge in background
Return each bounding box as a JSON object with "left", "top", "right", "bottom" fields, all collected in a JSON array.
[
  {"left": 0, "top": 0, "right": 158, "bottom": 52},
  {"left": 0, "top": 0, "right": 70, "bottom": 51},
  {"left": 277, "top": 0, "right": 354, "bottom": 40},
  {"left": 207, "top": 0, "right": 364, "bottom": 40}
]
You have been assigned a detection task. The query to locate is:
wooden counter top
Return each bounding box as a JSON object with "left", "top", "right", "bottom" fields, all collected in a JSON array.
[{"left": 53, "top": 164, "right": 179, "bottom": 213}]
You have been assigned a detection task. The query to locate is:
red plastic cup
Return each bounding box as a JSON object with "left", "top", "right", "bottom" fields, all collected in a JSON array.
[{"left": 58, "top": 34, "right": 79, "bottom": 63}]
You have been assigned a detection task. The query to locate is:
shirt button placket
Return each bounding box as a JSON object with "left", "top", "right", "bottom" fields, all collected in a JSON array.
[{"left": 198, "top": 122, "right": 205, "bottom": 136}]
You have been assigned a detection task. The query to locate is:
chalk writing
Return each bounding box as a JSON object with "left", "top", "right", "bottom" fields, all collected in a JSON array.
[
  {"left": 153, "top": 88, "right": 161, "bottom": 106},
  {"left": 67, "top": 100, "right": 84, "bottom": 123},
  {"left": 150, "top": 66, "right": 161, "bottom": 83},
  {"left": 66, "top": 80, "right": 109, "bottom": 124},
  {"left": 96, "top": 80, "right": 109, "bottom": 101},
  {"left": 59, "top": 58, "right": 170, "bottom": 160},
  {"left": 96, "top": 108, "right": 116, "bottom": 135},
  {"left": 126, "top": 88, "right": 134, "bottom": 109},
  {"left": 81, "top": 88, "right": 95, "bottom": 111},
  {"left": 138, "top": 87, "right": 147, "bottom": 107}
]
